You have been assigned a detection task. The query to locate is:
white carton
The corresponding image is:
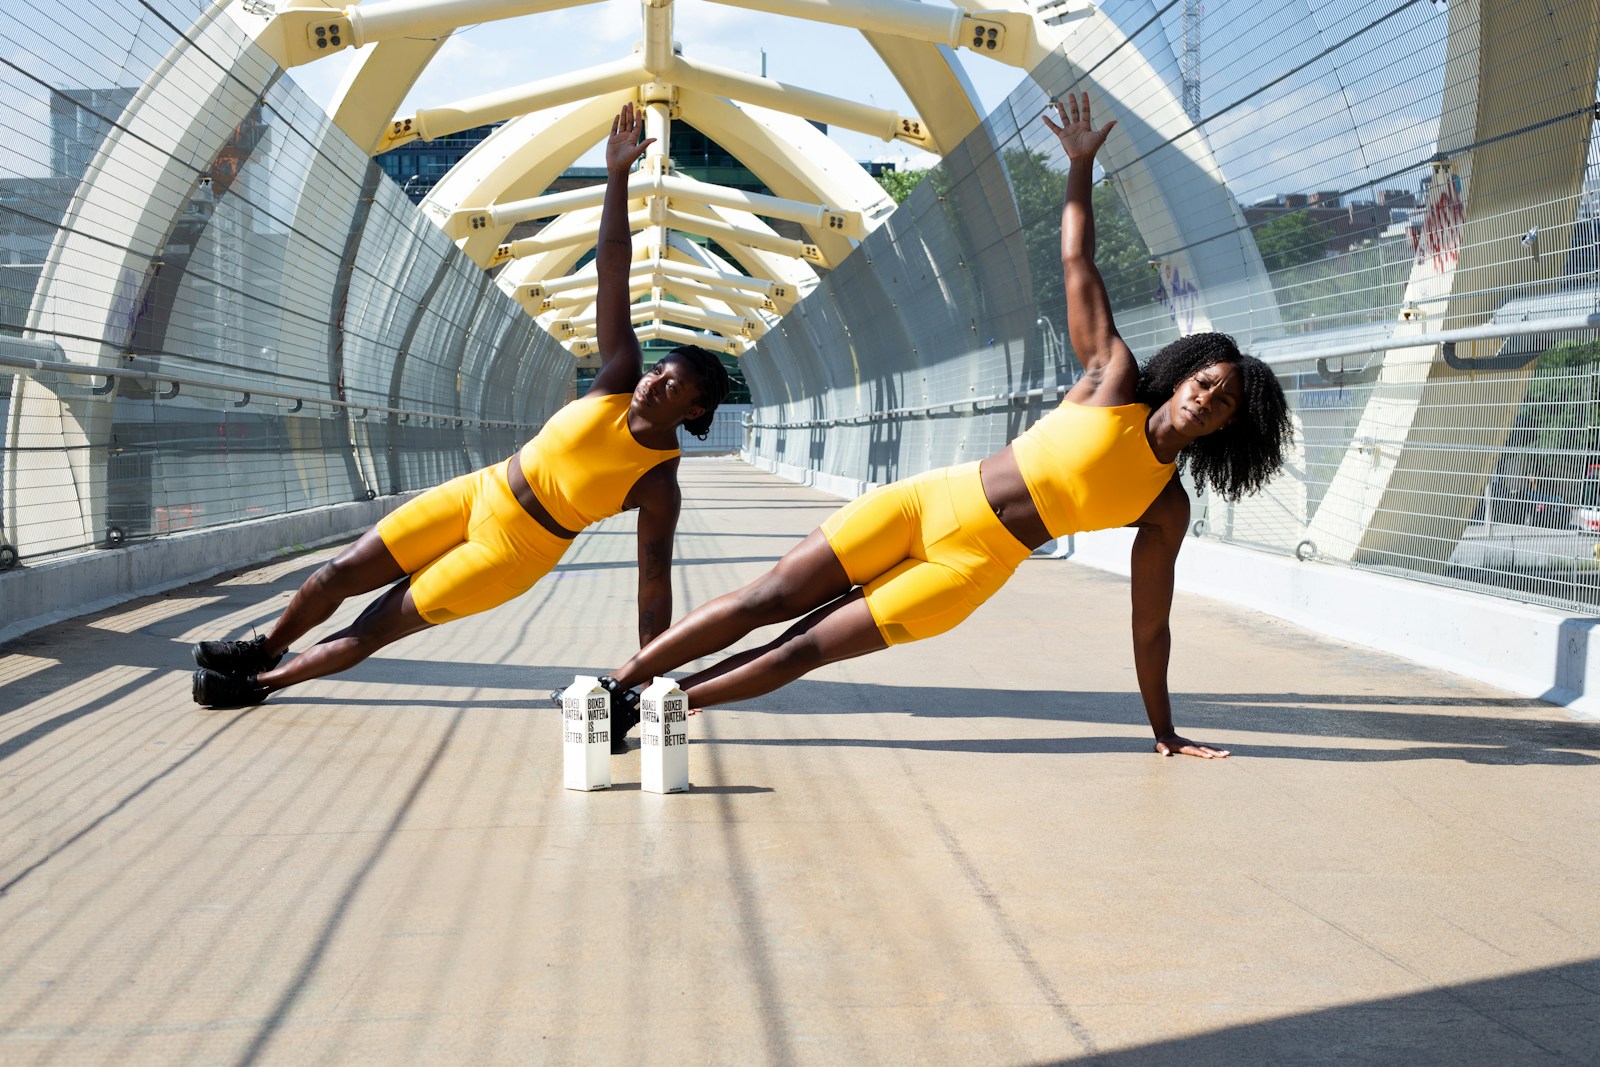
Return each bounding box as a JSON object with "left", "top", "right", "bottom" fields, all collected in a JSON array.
[
  {"left": 561, "top": 675, "right": 611, "bottom": 791},
  {"left": 640, "top": 676, "right": 689, "bottom": 794}
]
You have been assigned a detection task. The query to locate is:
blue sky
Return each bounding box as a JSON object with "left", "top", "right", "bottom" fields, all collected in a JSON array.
[{"left": 0, "top": 0, "right": 1469, "bottom": 206}]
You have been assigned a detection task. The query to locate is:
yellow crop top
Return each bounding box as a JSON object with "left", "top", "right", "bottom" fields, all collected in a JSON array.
[
  {"left": 518, "top": 392, "right": 679, "bottom": 531},
  {"left": 1009, "top": 402, "right": 1176, "bottom": 539}
]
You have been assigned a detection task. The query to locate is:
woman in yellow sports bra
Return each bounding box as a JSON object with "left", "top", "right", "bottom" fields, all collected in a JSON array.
[
  {"left": 191, "top": 103, "right": 729, "bottom": 712},
  {"left": 585, "top": 93, "right": 1292, "bottom": 759}
]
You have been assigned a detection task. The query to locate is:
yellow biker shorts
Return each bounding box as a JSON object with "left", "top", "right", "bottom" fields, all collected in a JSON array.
[
  {"left": 377, "top": 462, "right": 572, "bottom": 625},
  {"left": 821, "top": 462, "right": 1032, "bottom": 646}
]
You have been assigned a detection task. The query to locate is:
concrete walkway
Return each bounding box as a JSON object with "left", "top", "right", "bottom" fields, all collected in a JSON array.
[{"left": 2, "top": 458, "right": 1598, "bottom": 1065}]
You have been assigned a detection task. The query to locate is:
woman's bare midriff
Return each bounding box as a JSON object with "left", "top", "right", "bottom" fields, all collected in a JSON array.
[
  {"left": 979, "top": 448, "right": 1052, "bottom": 550},
  {"left": 505, "top": 456, "right": 580, "bottom": 539}
]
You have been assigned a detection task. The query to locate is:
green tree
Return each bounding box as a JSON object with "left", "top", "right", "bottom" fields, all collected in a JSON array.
[
  {"left": 1254, "top": 210, "right": 1331, "bottom": 272},
  {"left": 1512, "top": 339, "right": 1600, "bottom": 465},
  {"left": 1268, "top": 237, "right": 1413, "bottom": 330},
  {"left": 1001, "top": 147, "right": 1156, "bottom": 318},
  {"left": 875, "top": 167, "right": 928, "bottom": 205},
  {"left": 1090, "top": 183, "right": 1159, "bottom": 313}
]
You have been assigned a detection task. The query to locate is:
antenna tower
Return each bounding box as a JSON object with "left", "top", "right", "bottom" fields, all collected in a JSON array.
[{"left": 1181, "top": 0, "right": 1202, "bottom": 121}]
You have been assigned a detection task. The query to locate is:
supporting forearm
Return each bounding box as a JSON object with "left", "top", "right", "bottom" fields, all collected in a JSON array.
[
  {"left": 638, "top": 588, "right": 672, "bottom": 648},
  {"left": 1132, "top": 625, "right": 1175, "bottom": 738}
]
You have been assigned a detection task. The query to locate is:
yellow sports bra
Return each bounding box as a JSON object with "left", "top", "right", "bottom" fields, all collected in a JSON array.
[
  {"left": 1010, "top": 402, "right": 1176, "bottom": 539},
  {"left": 518, "top": 392, "right": 679, "bottom": 531}
]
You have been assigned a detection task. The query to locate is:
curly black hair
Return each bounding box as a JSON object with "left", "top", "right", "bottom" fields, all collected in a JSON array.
[
  {"left": 661, "top": 345, "right": 732, "bottom": 440},
  {"left": 1132, "top": 331, "right": 1292, "bottom": 502}
]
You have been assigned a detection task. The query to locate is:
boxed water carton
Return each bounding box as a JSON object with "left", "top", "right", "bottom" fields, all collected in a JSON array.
[
  {"left": 561, "top": 675, "right": 611, "bottom": 791},
  {"left": 640, "top": 676, "right": 689, "bottom": 794}
]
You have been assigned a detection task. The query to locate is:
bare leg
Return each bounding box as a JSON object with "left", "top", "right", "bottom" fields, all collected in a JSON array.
[
  {"left": 262, "top": 528, "right": 407, "bottom": 657},
  {"left": 610, "top": 529, "right": 853, "bottom": 688},
  {"left": 679, "top": 591, "right": 886, "bottom": 709},
  {"left": 255, "top": 580, "right": 432, "bottom": 692}
]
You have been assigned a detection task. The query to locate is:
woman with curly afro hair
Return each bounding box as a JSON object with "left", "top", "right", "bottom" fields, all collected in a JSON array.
[{"left": 578, "top": 92, "right": 1291, "bottom": 759}]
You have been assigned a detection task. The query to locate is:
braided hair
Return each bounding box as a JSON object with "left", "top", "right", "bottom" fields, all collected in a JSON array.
[
  {"left": 661, "top": 345, "right": 732, "bottom": 440},
  {"left": 1132, "top": 332, "right": 1292, "bottom": 501}
]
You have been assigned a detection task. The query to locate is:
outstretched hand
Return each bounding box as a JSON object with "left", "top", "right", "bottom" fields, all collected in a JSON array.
[
  {"left": 1154, "top": 732, "right": 1230, "bottom": 759},
  {"left": 605, "top": 102, "right": 655, "bottom": 173},
  {"left": 1042, "top": 91, "right": 1115, "bottom": 164}
]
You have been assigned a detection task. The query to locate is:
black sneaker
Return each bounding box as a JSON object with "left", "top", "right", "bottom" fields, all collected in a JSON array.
[
  {"left": 192, "top": 668, "right": 268, "bottom": 708},
  {"left": 193, "top": 634, "right": 283, "bottom": 676},
  {"left": 600, "top": 677, "right": 641, "bottom": 754}
]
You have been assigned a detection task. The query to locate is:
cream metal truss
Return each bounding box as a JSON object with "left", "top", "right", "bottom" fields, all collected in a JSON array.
[{"left": 246, "top": 0, "right": 1071, "bottom": 357}]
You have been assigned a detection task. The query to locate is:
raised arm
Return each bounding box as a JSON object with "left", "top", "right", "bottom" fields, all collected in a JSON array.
[
  {"left": 1129, "top": 480, "right": 1230, "bottom": 758},
  {"left": 1042, "top": 93, "right": 1138, "bottom": 404},
  {"left": 589, "top": 102, "right": 654, "bottom": 397}
]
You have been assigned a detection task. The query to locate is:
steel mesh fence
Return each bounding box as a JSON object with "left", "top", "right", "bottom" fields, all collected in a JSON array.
[
  {"left": 745, "top": 0, "right": 1600, "bottom": 616},
  {"left": 0, "top": 0, "right": 571, "bottom": 566}
]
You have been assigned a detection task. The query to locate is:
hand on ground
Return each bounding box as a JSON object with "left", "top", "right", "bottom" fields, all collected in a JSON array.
[{"left": 1154, "top": 733, "right": 1230, "bottom": 759}]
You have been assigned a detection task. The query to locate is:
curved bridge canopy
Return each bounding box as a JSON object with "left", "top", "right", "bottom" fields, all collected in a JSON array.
[{"left": 245, "top": 0, "right": 1069, "bottom": 358}]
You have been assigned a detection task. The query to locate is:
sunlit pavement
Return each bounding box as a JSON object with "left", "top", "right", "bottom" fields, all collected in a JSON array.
[{"left": 2, "top": 458, "right": 1597, "bottom": 1065}]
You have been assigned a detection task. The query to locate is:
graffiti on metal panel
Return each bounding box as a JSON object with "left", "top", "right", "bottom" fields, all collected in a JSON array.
[
  {"left": 1409, "top": 174, "right": 1465, "bottom": 271},
  {"left": 1153, "top": 261, "right": 1200, "bottom": 333}
]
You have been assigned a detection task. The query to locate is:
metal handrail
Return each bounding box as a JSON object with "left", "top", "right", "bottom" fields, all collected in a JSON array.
[
  {"left": 748, "top": 385, "right": 1070, "bottom": 430},
  {"left": 1255, "top": 311, "right": 1600, "bottom": 367},
  {"left": 0, "top": 348, "right": 535, "bottom": 431},
  {"left": 749, "top": 314, "right": 1600, "bottom": 431}
]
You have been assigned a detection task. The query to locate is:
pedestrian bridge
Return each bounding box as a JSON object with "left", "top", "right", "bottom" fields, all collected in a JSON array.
[
  {"left": 4, "top": 0, "right": 1600, "bottom": 1061},
  {"left": 4, "top": 459, "right": 1598, "bottom": 1064}
]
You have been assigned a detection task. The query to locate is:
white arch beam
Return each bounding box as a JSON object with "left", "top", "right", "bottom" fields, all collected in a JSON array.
[
  {"left": 381, "top": 57, "right": 642, "bottom": 151},
  {"left": 863, "top": 40, "right": 982, "bottom": 155},
  {"left": 561, "top": 300, "right": 762, "bottom": 337},
  {"left": 258, "top": 0, "right": 1073, "bottom": 353},
  {"left": 382, "top": 51, "right": 934, "bottom": 152},
  {"left": 421, "top": 92, "right": 633, "bottom": 264},
  {"left": 526, "top": 272, "right": 773, "bottom": 315},
  {"left": 663, "top": 231, "right": 814, "bottom": 304},
  {"left": 642, "top": 323, "right": 748, "bottom": 354},
  {"left": 524, "top": 257, "right": 786, "bottom": 300},
  {"left": 450, "top": 171, "right": 860, "bottom": 240},
  {"left": 413, "top": 56, "right": 900, "bottom": 274},
  {"left": 656, "top": 275, "right": 774, "bottom": 312},
  {"left": 699, "top": 0, "right": 1036, "bottom": 63},
  {"left": 499, "top": 211, "right": 815, "bottom": 310},
  {"left": 665, "top": 55, "right": 933, "bottom": 148},
  {"left": 496, "top": 207, "right": 653, "bottom": 264},
  {"left": 675, "top": 92, "right": 895, "bottom": 228},
  {"left": 857, "top": 0, "right": 1073, "bottom": 149},
  {"left": 570, "top": 324, "right": 747, "bottom": 357},
  {"left": 259, "top": 0, "right": 604, "bottom": 67},
  {"left": 658, "top": 206, "right": 822, "bottom": 264}
]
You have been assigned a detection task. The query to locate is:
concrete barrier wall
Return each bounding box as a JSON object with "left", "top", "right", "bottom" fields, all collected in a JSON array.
[
  {"left": 0, "top": 494, "right": 416, "bottom": 645},
  {"left": 1060, "top": 528, "right": 1600, "bottom": 721}
]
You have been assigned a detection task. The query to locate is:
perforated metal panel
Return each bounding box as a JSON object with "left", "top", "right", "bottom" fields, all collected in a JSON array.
[{"left": 0, "top": 0, "right": 570, "bottom": 563}]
